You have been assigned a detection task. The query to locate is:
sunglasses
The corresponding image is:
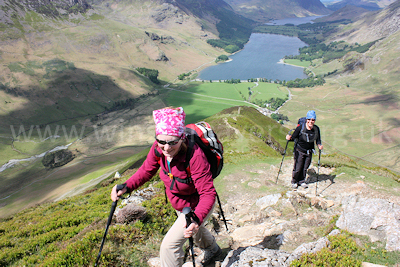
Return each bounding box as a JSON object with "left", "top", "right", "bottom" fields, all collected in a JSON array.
[
  {"left": 307, "top": 119, "right": 315, "bottom": 122},
  {"left": 155, "top": 138, "right": 181, "bottom": 146}
]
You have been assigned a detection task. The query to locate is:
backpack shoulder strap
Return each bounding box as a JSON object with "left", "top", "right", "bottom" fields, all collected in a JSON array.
[
  {"left": 185, "top": 138, "right": 195, "bottom": 175},
  {"left": 300, "top": 122, "right": 306, "bottom": 133}
]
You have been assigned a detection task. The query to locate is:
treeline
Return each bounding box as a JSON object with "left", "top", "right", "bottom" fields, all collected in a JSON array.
[
  {"left": 201, "top": 76, "right": 324, "bottom": 88},
  {"left": 247, "top": 95, "right": 289, "bottom": 111},
  {"left": 223, "top": 78, "right": 241, "bottom": 84},
  {"left": 265, "top": 97, "right": 288, "bottom": 110},
  {"left": 207, "top": 9, "right": 254, "bottom": 53},
  {"left": 178, "top": 72, "right": 192, "bottom": 80},
  {"left": 207, "top": 39, "right": 241, "bottom": 53},
  {"left": 215, "top": 55, "right": 229, "bottom": 63},
  {"left": 271, "top": 113, "right": 289, "bottom": 123},
  {"left": 136, "top": 67, "right": 159, "bottom": 84},
  {"left": 285, "top": 40, "right": 378, "bottom": 63},
  {"left": 285, "top": 76, "right": 325, "bottom": 88},
  {"left": 255, "top": 20, "right": 378, "bottom": 64},
  {"left": 106, "top": 92, "right": 159, "bottom": 112},
  {"left": 253, "top": 20, "right": 351, "bottom": 46}
]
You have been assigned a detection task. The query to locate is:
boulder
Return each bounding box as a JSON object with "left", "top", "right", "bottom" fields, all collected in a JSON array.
[
  {"left": 42, "top": 149, "right": 74, "bottom": 168},
  {"left": 336, "top": 196, "right": 400, "bottom": 251},
  {"left": 116, "top": 203, "right": 147, "bottom": 224}
]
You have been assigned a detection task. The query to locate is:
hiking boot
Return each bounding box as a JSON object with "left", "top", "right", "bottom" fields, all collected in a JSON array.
[
  {"left": 291, "top": 183, "right": 298, "bottom": 189},
  {"left": 301, "top": 183, "right": 308, "bottom": 189},
  {"left": 198, "top": 243, "right": 222, "bottom": 266}
]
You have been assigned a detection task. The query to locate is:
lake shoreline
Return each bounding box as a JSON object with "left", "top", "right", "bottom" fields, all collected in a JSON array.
[
  {"left": 277, "top": 59, "right": 306, "bottom": 69},
  {"left": 198, "top": 33, "right": 308, "bottom": 81}
]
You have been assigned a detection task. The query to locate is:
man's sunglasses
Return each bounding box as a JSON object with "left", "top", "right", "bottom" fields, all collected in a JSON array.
[
  {"left": 307, "top": 119, "right": 315, "bottom": 122},
  {"left": 155, "top": 138, "right": 181, "bottom": 146}
]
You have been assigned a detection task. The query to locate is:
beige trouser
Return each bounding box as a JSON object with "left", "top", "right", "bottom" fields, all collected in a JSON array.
[{"left": 160, "top": 202, "right": 216, "bottom": 267}]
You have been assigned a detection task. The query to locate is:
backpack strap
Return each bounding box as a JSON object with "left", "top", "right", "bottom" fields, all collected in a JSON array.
[
  {"left": 154, "top": 143, "right": 194, "bottom": 191},
  {"left": 155, "top": 142, "right": 228, "bottom": 230}
]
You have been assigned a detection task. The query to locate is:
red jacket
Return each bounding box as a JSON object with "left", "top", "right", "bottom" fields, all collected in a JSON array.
[{"left": 124, "top": 140, "right": 216, "bottom": 224}]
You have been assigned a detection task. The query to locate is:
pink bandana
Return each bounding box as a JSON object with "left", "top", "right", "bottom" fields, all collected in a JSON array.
[{"left": 153, "top": 107, "right": 186, "bottom": 137}]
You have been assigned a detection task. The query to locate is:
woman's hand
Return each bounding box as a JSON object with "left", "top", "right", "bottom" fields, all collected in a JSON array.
[
  {"left": 110, "top": 184, "right": 127, "bottom": 202},
  {"left": 183, "top": 221, "right": 199, "bottom": 238}
]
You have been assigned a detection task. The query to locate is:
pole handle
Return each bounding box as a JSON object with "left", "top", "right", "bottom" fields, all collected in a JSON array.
[{"left": 182, "top": 207, "right": 193, "bottom": 227}]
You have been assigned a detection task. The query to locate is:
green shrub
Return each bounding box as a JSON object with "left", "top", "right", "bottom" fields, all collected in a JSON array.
[
  {"left": 136, "top": 67, "right": 160, "bottom": 84},
  {"left": 224, "top": 44, "right": 240, "bottom": 53},
  {"left": 291, "top": 232, "right": 362, "bottom": 267},
  {"left": 216, "top": 55, "right": 229, "bottom": 62}
]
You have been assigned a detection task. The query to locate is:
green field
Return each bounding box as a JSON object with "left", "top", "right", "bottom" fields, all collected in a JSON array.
[
  {"left": 283, "top": 59, "right": 311, "bottom": 68},
  {"left": 164, "top": 81, "right": 286, "bottom": 123},
  {"left": 233, "top": 82, "right": 288, "bottom": 102}
]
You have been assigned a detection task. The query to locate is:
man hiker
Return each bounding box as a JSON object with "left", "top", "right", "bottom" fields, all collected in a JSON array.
[{"left": 286, "top": 110, "right": 323, "bottom": 189}]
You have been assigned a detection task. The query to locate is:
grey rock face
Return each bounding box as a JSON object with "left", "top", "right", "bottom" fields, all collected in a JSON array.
[{"left": 336, "top": 196, "right": 400, "bottom": 251}]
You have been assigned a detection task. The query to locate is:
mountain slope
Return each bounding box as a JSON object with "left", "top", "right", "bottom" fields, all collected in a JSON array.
[
  {"left": 224, "top": 0, "right": 332, "bottom": 22},
  {"left": 0, "top": 0, "right": 253, "bottom": 216},
  {"left": 314, "top": 4, "right": 372, "bottom": 22},
  {"left": 1, "top": 106, "right": 399, "bottom": 266},
  {"left": 326, "top": 0, "right": 397, "bottom": 11},
  {"left": 279, "top": 0, "right": 400, "bottom": 175},
  {"left": 328, "top": 0, "right": 400, "bottom": 43}
]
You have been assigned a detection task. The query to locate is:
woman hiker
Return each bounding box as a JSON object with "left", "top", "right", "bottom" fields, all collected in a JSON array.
[
  {"left": 286, "top": 110, "right": 323, "bottom": 189},
  {"left": 110, "top": 107, "right": 221, "bottom": 266}
]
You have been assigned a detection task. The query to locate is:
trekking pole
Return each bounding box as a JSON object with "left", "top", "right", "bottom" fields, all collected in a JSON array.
[
  {"left": 95, "top": 183, "right": 127, "bottom": 267},
  {"left": 216, "top": 193, "right": 228, "bottom": 231},
  {"left": 315, "top": 149, "right": 321, "bottom": 196},
  {"left": 276, "top": 129, "right": 293, "bottom": 184},
  {"left": 182, "top": 207, "right": 196, "bottom": 267}
]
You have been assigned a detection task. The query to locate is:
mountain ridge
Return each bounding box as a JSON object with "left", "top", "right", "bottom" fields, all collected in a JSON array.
[
  {"left": 223, "top": 0, "right": 332, "bottom": 22},
  {"left": 326, "top": 0, "right": 397, "bottom": 11}
]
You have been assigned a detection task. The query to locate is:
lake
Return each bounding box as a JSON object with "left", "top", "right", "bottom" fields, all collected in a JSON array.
[
  {"left": 198, "top": 16, "right": 323, "bottom": 81},
  {"left": 266, "top": 15, "right": 324, "bottom": 25}
]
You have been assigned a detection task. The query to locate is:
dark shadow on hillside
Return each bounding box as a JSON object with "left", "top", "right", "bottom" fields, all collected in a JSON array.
[
  {"left": 0, "top": 59, "right": 157, "bottom": 150},
  {"left": 256, "top": 234, "right": 283, "bottom": 250},
  {"left": 0, "top": 167, "right": 48, "bottom": 200},
  {"left": 388, "top": 117, "right": 400, "bottom": 128},
  {"left": 0, "top": 145, "right": 149, "bottom": 216},
  {"left": 359, "top": 92, "right": 399, "bottom": 109},
  {"left": 0, "top": 59, "right": 162, "bottom": 214}
]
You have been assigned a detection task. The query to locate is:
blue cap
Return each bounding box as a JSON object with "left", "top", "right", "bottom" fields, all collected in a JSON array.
[{"left": 306, "top": 110, "right": 316, "bottom": 120}]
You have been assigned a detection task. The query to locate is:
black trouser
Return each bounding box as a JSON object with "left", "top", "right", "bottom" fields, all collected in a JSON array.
[{"left": 292, "top": 147, "right": 312, "bottom": 185}]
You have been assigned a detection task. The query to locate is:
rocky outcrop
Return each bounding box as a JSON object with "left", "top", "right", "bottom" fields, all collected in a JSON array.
[
  {"left": 221, "top": 231, "right": 337, "bottom": 267},
  {"left": 116, "top": 203, "right": 147, "bottom": 224},
  {"left": 336, "top": 196, "right": 400, "bottom": 251},
  {"left": 23, "top": 0, "right": 91, "bottom": 15},
  {"left": 42, "top": 149, "right": 74, "bottom": 168},
  {"left": 151, "top": 3, "right": 185, "bottom": 24},
  {"left": 145, "top": 31, "right": 175, "bottom": 44}
]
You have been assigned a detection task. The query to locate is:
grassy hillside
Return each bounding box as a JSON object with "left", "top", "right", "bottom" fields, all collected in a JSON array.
[
  {"left": 280, "top": 32, "right": 400, "bottom": 173},
  {"left": 1, "top": 106, "right": 399, "bottom": 266},
  {"left": 0, "top": 0, "right": 239, "bottom": 216},
  {"left": 0, "top": 81, "right": 285, "bottom": 217},
  {"left": 0, "top": 106, "right": 287, "bottom": 266}
]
